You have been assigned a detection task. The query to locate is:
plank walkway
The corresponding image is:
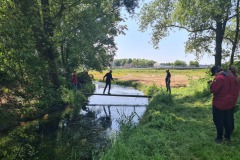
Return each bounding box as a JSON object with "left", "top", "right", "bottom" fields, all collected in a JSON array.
[
  {"left": 83, "top": 93, "right": 151, "bottom": 98},
  {"left": 86, "top": 104, "right": 147, "bottom": 107}
]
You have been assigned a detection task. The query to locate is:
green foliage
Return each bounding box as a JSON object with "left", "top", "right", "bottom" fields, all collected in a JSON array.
[
  {"left": 139, "top": 0, "right": 240, "bottom": 66},
  {"left": 0, "top": 0, "right": 140, "bottom": 127},
  {"left": 174, "top": 60, "right": 187, "bottom": 67},
  {"left": 73, "top": 91, "right": 87, "bottom": 107},
  {"left": 114, "top": 58, "right": 156, "bottom": 68},
  {"left": 189, "top": 60, "right": 199, "bottom": 67},
  {"left": 143, "top": 84, "right": 161, "bottom": 97},
  {"left": 61, "top": 87, "right": 75, "bottom": 104}
]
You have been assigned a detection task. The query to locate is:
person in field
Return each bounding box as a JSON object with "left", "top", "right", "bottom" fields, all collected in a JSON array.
[
  {"left": 103, "top": 70, "right": 114, "bottom": 94},
  {"left": 209, "top": 65, "right": 240, "bottom": 143},
  {"left": 165, "top": 69, "right": 171, "bottom": 93}
]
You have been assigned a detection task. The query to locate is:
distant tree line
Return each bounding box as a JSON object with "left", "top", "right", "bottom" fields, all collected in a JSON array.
[
  {"left": 114, "top": 59, "right": 199, "bottom": 68},
  {"left": 114, "top": 58, "right": 156, "bottom": 68}
]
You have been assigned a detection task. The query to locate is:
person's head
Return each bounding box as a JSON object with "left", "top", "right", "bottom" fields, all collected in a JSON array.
[
  {"left": 229, "top": 65, "right": 238, "bottom": 74},
  {"left": 166, "top": 69, "right": 169, "bottom": 73},
  {"left": 109, "top": 70, "right": 112, "bottom": 73},
  {"left": 229, "top": 65, "right": 239, "bottom": 83},
  {"left": 210, "top": 66, "right": 222, "bottom": 76}
]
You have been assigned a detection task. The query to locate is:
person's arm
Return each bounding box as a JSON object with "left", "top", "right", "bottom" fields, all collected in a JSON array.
[
  {"left": 103, "top": 74, "right": 106, "bottom": 81},
  {"left": 210, "top": 76, "right": 223, "bottom": 94}
]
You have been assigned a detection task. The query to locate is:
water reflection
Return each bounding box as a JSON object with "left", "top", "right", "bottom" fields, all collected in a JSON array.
[{"left": 82, "top": 82, "right": 148, "bottom": 135}]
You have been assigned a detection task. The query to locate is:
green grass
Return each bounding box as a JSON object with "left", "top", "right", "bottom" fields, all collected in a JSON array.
[{"left": 101, "top": 75, "right": 240, "bottom": 160}]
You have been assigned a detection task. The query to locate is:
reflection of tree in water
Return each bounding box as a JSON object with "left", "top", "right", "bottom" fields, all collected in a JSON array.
[
  {"left": 0, "top": 112, "right": 62, "bottom": 160},
  {"left": 0, "top": 104, "right": 113, "bottom": 160},
  {"left": 56, "top": 105, "right": 113, "bottom": 160}
]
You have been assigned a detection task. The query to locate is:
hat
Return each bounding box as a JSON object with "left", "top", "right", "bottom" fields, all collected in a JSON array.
[{"left": 210, "top": 66, "right": 222, "bottom": 76}]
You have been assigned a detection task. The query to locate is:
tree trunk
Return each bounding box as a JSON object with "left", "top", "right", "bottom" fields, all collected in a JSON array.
[
  {"left": 215, "top": 22, "right": 224, "bottom": 67},
  {"left": 41, "top": 0, "right": 59, "bottom": 89},
  {"left": 230, "top": 0, "right": 240, "bottom": 66}
]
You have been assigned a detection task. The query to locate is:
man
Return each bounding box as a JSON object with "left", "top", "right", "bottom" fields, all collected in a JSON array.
[
  {"left": 209, "top": 66, "right": 236, "bottom": 143},
  {"left": 165, "top": 69, "right": 171, "bottom": 93},
  {"left": 103, "top": 70, "right": 114, "bottom": 94}
]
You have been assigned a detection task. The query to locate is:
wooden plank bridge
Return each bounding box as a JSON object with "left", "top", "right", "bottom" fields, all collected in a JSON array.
[
  {"left": 83, "top": 93, "right": 152, "bottom": 98},
  {"left": 86, "top": 104, "right": 147, "bottom": 107}
]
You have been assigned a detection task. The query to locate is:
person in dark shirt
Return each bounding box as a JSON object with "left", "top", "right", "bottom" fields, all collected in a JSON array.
[
  {"left": 165, "top": 69, "right": 171, "bottom": 93},
  {"left": 103, "top": 70, "right": 114, "bottom": 94}
]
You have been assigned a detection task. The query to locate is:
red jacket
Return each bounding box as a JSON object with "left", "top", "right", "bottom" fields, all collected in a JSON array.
[
  {"left": 71, "top": 74, "right": 78, "bottom": 84},
  {"left": 228, "top": 72, "right": 240, "bottom": 107},
  {"left": 210, "top": 72, "right": 235, "bottom": 110}
]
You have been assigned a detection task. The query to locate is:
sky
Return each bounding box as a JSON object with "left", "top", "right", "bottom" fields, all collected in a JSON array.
[{"left": 114, "top": 2, "right": 215, "bottom": 65}]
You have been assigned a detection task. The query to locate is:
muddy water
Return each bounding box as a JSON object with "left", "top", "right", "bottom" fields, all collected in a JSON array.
[{"left": 0, "top": 82, "right": 148, "bottom": 160}]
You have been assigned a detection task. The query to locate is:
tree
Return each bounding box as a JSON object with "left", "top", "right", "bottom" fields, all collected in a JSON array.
[
  {"left": 174, "top": 60, "right": 187, "bottom": 67},
  {"left": 114, "top": 60, "right": 121, "bottom": 66},
  {"left": 0, "top": 0, "right": 139, "bottom": 106},
  {"left": 189, "top": 61, "right": 199, "bottom": 67},
  {"left": 139, "top": 0, "right": 240, "bottom": 66},
  {"left": 127, "top": 58, "right": 132, "bottom": 64}
]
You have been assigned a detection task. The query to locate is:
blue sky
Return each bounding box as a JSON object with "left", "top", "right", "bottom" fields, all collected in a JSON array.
[{"left": 114, "top": 2, "right": 215, "bottom": 65}]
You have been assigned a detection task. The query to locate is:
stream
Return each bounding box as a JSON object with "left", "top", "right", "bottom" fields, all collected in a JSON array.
[{"left": 0, "top": 82, "right": 148, "bottom": 160}]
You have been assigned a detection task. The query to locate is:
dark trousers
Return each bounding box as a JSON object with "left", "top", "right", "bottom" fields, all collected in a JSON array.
[
  {"left": 103, "top": 82, "right": 111, "bottom": 93},
  {"left": 212, "top": 106, "right": 234, "bottom": 140},
  {"left": 166, "top": 81, "right": 171, "bottom": 93}
]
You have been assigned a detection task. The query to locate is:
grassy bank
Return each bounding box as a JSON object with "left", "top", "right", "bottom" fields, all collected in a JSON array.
[{"left": 100, "top": 73, "right": 240, "bottom": 159}]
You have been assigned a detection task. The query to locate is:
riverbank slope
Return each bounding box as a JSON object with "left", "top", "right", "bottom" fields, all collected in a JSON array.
[{"left": 100, "top": 74, "right": 240, "bottom": 159}]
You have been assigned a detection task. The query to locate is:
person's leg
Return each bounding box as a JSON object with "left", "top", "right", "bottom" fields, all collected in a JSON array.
[
  {"left": 168, "top": 82, "right": 171, "bottom": 93},
  {"left": 230, "top": 107, "right": 235, "bottom": 134},
  {"left": 212, "top": 106, "right": 224, "bottom": 142},
  {"left": 108, "top": 83, "right": 111, "bottom": 94},
  {"left": 103, "top": 83, "right": 108, "bottom": 94},
  {"left": 72, "top": 83, "right": 77, "bottom": 91},
  {"left": 224, "top": 109, "right": 233, "bottom": 140},
  {"left": 166, "top": 81, "right": 171, "bottom": 93}
]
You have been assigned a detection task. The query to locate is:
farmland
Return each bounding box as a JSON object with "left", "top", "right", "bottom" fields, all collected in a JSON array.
[{"left": 89, "top": 68, "right": 209, "bottom": 87}]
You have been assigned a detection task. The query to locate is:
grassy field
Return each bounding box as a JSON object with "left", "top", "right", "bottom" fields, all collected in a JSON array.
[
  {"left": 91, "top": 68, "right": 240, "bottom": 160},
  {"left": 89, "top": 68, "right": 209, "bottom": 87}
]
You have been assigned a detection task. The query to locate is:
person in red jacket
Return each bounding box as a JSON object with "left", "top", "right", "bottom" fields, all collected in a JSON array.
[
  {"left": 71, "top": 71, "right": 78, "bottom": 91},
  {"left": 227, "top": 65, "right": 240, "bottom": 135},
  {"left": 210, "top": 66, "right": 235, "bottom": 143}
]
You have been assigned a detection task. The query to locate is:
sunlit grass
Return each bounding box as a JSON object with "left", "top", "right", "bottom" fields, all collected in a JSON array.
[
  {"left": 101, "top": 74, "right": 240, "bottom": 160},
  {"left": 89, "top": 68, "right": 208, "bottom": 82}
]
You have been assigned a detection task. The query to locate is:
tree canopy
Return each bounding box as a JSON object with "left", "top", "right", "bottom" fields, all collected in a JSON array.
[
  {"left": 0, "top": 0, "right": 139, "bottom": 107},
  {"left": 139, "top": 0, "right": 240, "bottom": 66}
]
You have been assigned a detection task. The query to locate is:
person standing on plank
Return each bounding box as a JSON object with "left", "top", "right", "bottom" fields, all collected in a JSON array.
[{"left": 103, "top": 70, "right": 114, "bottom": 94}]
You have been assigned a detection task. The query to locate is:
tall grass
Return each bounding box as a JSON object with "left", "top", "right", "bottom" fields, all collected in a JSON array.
[{"left": 101, "top": 76, "right": 240, "bottom": 160}]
